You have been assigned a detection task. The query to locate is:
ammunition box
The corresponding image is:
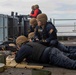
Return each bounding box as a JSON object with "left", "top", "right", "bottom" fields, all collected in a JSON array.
[
  {"left": 32, "top": 69, "right": 51, "bottom": 75},
  {"left": 0, "top": 54, "right": 6, "bottom": 64}
]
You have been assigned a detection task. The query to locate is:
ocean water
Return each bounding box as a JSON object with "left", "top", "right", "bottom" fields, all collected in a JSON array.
[
  {"left": 56, "top": 26, "right": 74, "bottom": 32},
  {"left": 56, "top": 26, "right": 76, "bottom": 36}
]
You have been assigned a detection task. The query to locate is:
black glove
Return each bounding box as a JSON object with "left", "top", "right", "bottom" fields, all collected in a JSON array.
[{"left": 39, "top": 40, "right": 49, "bottom": 46}]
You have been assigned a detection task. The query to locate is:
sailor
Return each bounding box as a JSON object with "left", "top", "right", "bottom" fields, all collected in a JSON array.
[
  {"left": 28, "top": 32, "right": 35, "bottom": 42},
  {"left": 29, "top": 5, "right": 35, "bottom": 18},
  {"left": 29, "top": 18, "right": 37, "bottom": 33},
  {"left": 28, "top": 18, "right": 37, "bottom": 42},
  {"left": 34, "top": 13, "right": 57, "bottom": 46},
  {"left": 15, "top": 35, "right": 76, "bottom": 69},
  {"left": 29, "top": 4, "right": 42, "bottom": 18},
  {"left": 34, "top": 13, "right": 72, "bottom": 53}
]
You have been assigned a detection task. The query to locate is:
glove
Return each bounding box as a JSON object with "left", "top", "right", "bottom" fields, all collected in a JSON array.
[{"left": 39, "top": 40, "right": 47, "bottom": 44}]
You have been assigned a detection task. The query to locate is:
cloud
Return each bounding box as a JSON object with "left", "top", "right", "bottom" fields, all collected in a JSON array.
[
  {"left": 53, "top": 0, "right": 76, "bottom": 5},
  {"left": 0, "top": 0, "right": 76, "bottom": 19}
]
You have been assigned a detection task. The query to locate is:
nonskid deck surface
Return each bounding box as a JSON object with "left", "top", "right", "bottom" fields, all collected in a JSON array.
[
  {"left": 0, "top": 40, "right": 76, "bottom": 75},
  {"left": 0, "top": 67, "right": 76, "bottom": 75}
]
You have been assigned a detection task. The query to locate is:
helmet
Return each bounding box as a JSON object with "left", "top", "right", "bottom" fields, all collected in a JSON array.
[
  {"left": 28, "top": 32, "right": 35, "bottom": 39},
  {"left": 34, "top": 4, "right": 39, "bottom": 9},
  {"left": 29, "top": 18, "right": 37, "bottom": 26},
  {"left": 37, "top": 13, "right": 48, "bottom": 25},
  {"left": 37, "top": 13, "right": 48, "bottom": 21},
  {"left": 31, "top": 5, "right": 35, "bottom": 10},
  {"left": 16, "top": 35, "right": 28, "bottom": 46}
]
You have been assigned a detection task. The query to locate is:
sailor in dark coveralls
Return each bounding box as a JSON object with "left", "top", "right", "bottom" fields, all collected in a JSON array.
[
  {"left": 34, "top": 13, "right": 57, "bottom": 47},
  {"left": 29, "top": 18, "right": 37, "bottom": 33},
  {"left": 15, "top": 35, "right": 76, "bottom": 69},
  {"left": 28, "top": 18, "right": 37, "bottom": 42},
  {"left": 33, "top": 13, "right": 76, "bottom": 58}
]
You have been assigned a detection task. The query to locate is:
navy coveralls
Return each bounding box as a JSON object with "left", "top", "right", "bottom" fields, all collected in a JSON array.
[
  {"left": 34, "top": 22, "right": 76, "bottom": 59},
  {"left": 15, "top": 42, "right": 76, "bottom": 69},
  {"left": 34, "top": 22, "right": 58, "bottom": 47}
]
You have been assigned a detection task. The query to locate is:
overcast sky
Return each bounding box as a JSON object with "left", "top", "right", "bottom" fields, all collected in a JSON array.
[{"left": 0, "top": 0, "right": 76, "bottom": 20}]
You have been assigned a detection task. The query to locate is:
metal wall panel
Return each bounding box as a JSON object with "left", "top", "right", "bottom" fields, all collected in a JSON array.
[
  {"left": 24, "top": 20, "right": 30, "bottom": 37},
  {"left": 0, "top": 15, "right": 8, "bottom": 43},
  {"left": 0, "top": 14, "right": 18, "bottom": 43}
]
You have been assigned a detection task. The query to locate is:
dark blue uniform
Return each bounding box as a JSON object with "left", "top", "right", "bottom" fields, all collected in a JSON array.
[
  {"left": 34, "top": 22, "right": 57, "bottom": 46},
  {"left": 15, "top": 42, "right": 76, "bottom": 69},
  {"left": 35, "top": 22, "right": 57, "bottom": 42},
  {"left": 34, "top": 22, "right": 76, "bottom": 57}
]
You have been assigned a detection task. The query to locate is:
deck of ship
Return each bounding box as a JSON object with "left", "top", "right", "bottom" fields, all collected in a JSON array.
[
  {"left": 0, "top": 39, "right": 76, "bottom": 75},
  {"left": 0, "top": 67, "right": 76, "bottom": 75}
]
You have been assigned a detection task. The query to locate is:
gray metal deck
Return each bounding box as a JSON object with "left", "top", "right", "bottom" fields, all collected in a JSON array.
[
  {"left": 0, "top": 67, "right": 76, "bottom": 75},
  {"left": 0, "top": 40, "right": 76, "bottom": 75}
]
